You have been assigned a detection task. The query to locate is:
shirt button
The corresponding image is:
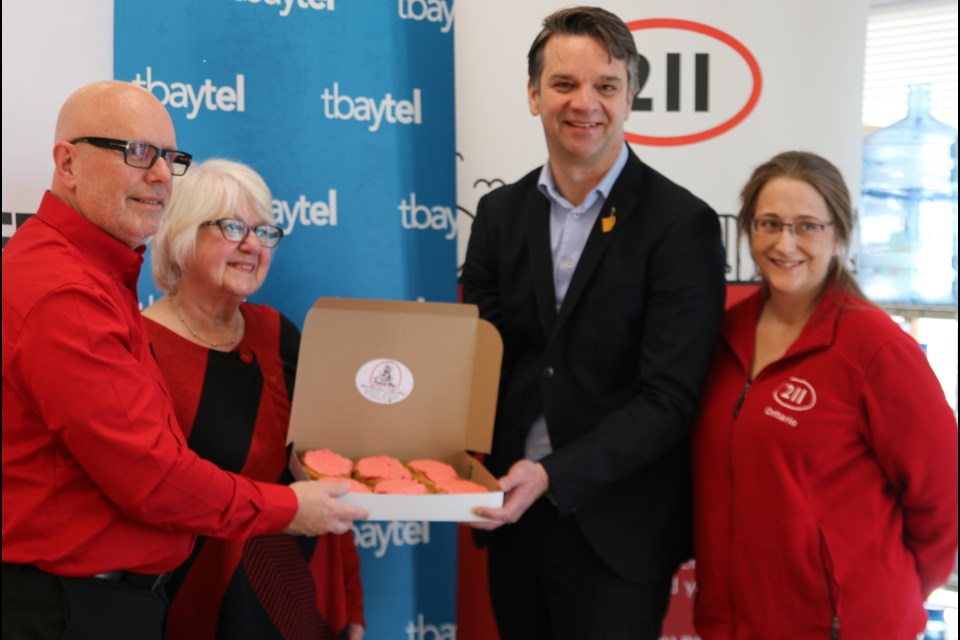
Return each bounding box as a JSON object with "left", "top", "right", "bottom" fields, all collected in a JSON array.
[
  {"left": 543, "top": 367, "right": 554, "bottom": 378},
  {"left": 240, "top": 349, "right": 254, "bottom": 364},
  {"left": 573, "top": 212, "right": 581, "bottom": 219},
  {"left": 528, "top": 448, "right": 537, "bottom": 455},
  {"left": 565, "top": 260, "right": 573, "bottom": 269}
]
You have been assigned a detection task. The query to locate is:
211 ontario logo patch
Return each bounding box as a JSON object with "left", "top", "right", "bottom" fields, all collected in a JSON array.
[{"left": 772, "top": 377, "right": 817, "bottom": 412}]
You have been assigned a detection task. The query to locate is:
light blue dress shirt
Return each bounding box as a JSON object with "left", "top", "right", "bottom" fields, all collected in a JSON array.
[{"left": 524, "top": 143, "right": 629, "bottom": 462}]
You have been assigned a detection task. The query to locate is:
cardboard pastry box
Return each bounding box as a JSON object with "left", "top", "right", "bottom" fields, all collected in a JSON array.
[{"left": 288, "top": 297, "right": 504, "bottom": 521}]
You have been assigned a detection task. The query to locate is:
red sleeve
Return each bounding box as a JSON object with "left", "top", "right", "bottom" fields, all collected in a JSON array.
[
  {"left": 13, "top": 287, "right": 298, "bottom": 537},
  {"left": 862, "top": 332, "right": 959, "bottom": 596}
]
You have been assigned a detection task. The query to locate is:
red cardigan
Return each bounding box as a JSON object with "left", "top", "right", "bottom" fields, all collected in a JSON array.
[{"left": 147, "top": 305, "right": 363, "bottom": 638}]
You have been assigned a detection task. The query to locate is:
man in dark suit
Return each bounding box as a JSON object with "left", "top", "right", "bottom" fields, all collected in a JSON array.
[{"left": 462, "top": 7, "right": 726, "bottom": 639}]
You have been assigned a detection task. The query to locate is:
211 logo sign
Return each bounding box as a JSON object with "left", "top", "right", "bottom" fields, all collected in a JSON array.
[{"left": 626, "top": 18, "right": 762, "bottom": 146}]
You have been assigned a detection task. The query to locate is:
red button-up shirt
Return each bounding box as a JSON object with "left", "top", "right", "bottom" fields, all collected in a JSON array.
[{"left": 2, "top": 192, "right": 297, "bottom": 577}]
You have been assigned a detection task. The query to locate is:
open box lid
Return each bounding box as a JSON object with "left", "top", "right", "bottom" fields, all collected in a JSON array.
[{"left": 287, "top": 297, "right": 503, "bottom": 460}]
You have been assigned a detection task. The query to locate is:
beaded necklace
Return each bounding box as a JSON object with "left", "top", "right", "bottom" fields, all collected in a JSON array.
[{"left": 169, "top": 295, "right": 240, "bottom": 348}]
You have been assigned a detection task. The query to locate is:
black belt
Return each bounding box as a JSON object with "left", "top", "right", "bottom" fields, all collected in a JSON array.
[{"left": 93, "top": 570, "right": 172, "bottom": 592}]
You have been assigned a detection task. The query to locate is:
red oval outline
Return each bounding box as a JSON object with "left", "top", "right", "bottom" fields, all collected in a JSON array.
[{"left": 624, "top": 18, "right": 762, "bottom": 146}]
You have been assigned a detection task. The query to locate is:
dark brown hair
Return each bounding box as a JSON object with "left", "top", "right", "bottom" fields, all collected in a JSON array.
[{"left": 527, "top": 6, "right": 640, "bottom": 94}]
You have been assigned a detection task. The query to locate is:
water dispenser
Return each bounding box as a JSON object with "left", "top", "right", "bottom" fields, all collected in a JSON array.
[{"left": 858, "top": 84, "right": 958, "bottom": 305}]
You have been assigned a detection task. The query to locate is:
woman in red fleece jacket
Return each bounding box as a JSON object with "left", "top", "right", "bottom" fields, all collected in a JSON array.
[{"left": 692, "top": 151, "right": 958, "bottom": 640}]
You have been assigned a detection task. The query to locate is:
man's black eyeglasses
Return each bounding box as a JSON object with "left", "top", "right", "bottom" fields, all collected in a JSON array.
[
  {"left": 71, "top": 137, "right": 192, "bottom": 176},
  {"left": 200, "top": 218, "right": 284, "bottom": 248}
]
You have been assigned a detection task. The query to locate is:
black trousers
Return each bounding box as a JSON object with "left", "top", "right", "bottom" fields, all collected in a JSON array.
[
  {"left": 487, "top": 499, "right": 672, "bottom": 640},
  {"left": 2, "top": 563, "right": 168, "bottom": 640}
]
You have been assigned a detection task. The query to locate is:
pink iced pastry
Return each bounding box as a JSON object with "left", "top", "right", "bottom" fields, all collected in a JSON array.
[
  {"left": 435, "top": 479, "right": 489, "bottom": 494},
  {"left": 302, "top": 448, "right": 353, "bottom": 478},
  {"left": 316, "top": 476, "right": 372, "bottom": 494},
  {"left": 354, "top": 455, "right": 411, "bottom": 484},
  {"left": 407, "top": 459, "right": 459, "bottom": 484},
  {"left": 373, "top": 479, "right": 428, "bottom": 495}
]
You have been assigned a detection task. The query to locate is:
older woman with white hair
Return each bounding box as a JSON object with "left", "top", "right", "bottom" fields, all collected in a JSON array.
[{"left": 143, "top": 158, "right": 365, "bottom": 640}]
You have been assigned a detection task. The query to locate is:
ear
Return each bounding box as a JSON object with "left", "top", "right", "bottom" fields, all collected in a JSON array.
[
  {"left": 527, "top": 81, "right": 540, "bottom": 117},
  {"left": 53, "top": 141, "right": 79, "bottom": 190}
]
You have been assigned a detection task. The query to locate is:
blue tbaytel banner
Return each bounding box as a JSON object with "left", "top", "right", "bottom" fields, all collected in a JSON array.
[
  {"left": 116, "top": 0, "right": 458, "bottom": 319},
  {"left": 114, "top": 1, "right": 459, "bottom": 637}
]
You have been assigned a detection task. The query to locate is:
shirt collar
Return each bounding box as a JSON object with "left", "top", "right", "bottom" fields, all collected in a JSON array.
[
  {"left": 36, "top": 191, "right": 145, "bottom": 293},
  {"left": 537, "top": 142, "right": 629, "bottom": 208}
]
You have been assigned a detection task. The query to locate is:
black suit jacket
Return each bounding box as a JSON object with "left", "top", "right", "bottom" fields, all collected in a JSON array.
[{"left": 462, "top": 148, "right": 726, "bottom": 582}]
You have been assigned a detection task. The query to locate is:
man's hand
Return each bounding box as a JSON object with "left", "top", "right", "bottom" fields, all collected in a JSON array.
[
  {"left": 471, "top": 460, "right": 549, "bottom": 530},
  {"left": 284, "top": 481, "right": 368, "bottom": 536}
]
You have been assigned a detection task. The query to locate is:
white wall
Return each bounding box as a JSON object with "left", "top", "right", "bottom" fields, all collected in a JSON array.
[{"left": 1, "top": 0, "right": 112, "bottom": 215}]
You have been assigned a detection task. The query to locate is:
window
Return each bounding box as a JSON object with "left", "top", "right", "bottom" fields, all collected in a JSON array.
[
  {"left": 863, "top": 0, "right": 958, "bottom": 129},
  {"left": 863, "top": 4, "right": 959, "bottom": 633}
]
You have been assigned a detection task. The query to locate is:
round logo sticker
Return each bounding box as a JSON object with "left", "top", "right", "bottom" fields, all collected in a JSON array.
[
  {"left": 355, "top": 358, "right": 414, "bottom": 405},
  {"left": 772, "top": 377, "right": 817, "bottom": 412}
]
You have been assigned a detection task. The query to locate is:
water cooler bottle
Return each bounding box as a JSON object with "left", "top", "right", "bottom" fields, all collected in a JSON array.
[{"left": 858, "top": 84, "right": 958, "bottom": 305}]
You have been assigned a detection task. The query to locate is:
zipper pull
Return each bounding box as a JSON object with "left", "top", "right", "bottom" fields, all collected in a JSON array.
[
  {"left": 733, "top": 382, "right": 751, "bottom": 418},
  {"left": 831, "top": 615, "right": 840, "bottom": 640}
]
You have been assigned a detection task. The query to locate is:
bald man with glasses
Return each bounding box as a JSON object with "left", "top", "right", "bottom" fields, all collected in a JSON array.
[{"left": 1, "top": 81, "right": 366, "bottom": 639}]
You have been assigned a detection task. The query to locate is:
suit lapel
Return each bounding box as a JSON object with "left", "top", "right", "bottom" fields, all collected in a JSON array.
[
  {"left": 552, "top": 151, "right": 644, "bottom": 338},
  {"left": 524, "top": 187, "right": 557, "bottom": 339}
]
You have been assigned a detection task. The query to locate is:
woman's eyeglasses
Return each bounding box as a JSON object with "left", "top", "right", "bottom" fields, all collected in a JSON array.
[
  {"left": 751, "top": 218, "right": 834, "bottom": 239},
  {"left": 200, "top": 218, "right": 284, "bottom": 248}
]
